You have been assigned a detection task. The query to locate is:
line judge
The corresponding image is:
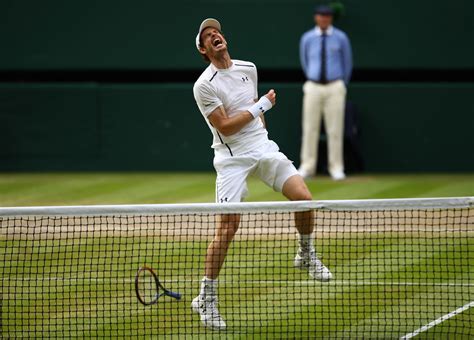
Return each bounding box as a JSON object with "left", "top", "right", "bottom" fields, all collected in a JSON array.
[{"left": 298, "top": 4, "right": 353, "bottom": 180}]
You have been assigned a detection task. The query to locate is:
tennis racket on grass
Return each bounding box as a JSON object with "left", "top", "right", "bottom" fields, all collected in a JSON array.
[{"left": 134, "top": 266, "right": 181, "bottom": 305}]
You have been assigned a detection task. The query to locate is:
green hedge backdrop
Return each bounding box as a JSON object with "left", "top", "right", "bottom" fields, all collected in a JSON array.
[{"left": 1, "top": 0, "right": 473, "bottom": 172}]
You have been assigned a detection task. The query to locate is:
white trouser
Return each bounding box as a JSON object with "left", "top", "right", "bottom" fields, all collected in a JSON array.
[{"left": 299, "top": 80, "right": 347, "bottom": 176}]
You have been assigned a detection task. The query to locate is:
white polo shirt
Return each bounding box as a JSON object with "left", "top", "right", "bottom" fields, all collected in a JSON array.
[{"left": 193, "top": 59, "right": 269, "bottom": 157}]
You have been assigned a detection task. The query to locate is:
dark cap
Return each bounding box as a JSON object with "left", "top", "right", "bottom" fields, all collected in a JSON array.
[{"left": 314, "top": 5, "right": 334, "bottom": 15}]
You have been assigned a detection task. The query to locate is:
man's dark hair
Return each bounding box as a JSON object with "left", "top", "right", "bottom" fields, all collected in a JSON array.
[{"left": 198, "top": 35, "right": 211, "bottom": 63}]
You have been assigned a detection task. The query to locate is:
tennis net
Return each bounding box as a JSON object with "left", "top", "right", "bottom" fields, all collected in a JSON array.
[{"left": 1, "top": 197, "right": 473, "bottom": 338}]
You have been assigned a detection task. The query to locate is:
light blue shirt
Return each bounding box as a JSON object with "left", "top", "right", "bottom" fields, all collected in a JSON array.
[{"left": 300, "top": 26, "right": 353, "bottom": 85}]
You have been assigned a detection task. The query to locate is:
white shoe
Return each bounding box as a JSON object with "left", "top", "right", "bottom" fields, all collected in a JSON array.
[
  {"left": 330, "top": 171, "right": 346, "bottom": 181},
  {"left": 294, "top": 249, "right": 333, "bottom": 281},
  {"left": 298, "top": 168, "right": 312, "bottom": 180},
  {"left": 192, "top": 295, "right": 226, "bottom": 330}
]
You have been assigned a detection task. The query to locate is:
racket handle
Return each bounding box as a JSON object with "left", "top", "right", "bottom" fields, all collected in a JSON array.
[{"left": 165, "top": 290, "right": 181, "bottom": 300}]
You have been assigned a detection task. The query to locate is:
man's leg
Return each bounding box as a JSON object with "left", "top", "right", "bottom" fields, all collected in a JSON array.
[
  {"left": 323, "top": 80, "right": 346, "bottom": 180},
  {"left": 205, "top": 214, "right": 241, "bottom": 279},
  {"left": 282, "top": 175, "right": 332, "bottom": 281},
  {"left": 192, "top": 214, "right": 240, "bottom": 330},
  {"left": 281, "top": 174, "right": 313, "bottom": 233},
  {"left": 299, "top": 81, "right": 324, "bottom": 178},
  {"left": 193, "top": 154, "right": 252, "bottom": 330}
]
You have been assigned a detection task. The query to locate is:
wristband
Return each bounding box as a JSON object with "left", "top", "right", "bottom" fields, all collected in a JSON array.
[{"left": 247, "top": 96, "right": 273, "bottom": 118}]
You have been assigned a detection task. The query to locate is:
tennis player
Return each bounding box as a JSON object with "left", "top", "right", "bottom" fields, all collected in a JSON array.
[{"left": 192, "top": 18, "right": 332, "bottom": 330}]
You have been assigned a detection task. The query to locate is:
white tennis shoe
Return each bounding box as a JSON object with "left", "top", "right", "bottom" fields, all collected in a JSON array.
[
  {"left": 297, "top": 168, "right": 312, "bottom": 180},
  {"left": 191, "top": 295, "right": 226, "bottom": 330},
  {"left": 294, "top": 249, "right": 333, "bottom": 281},
  {"left": 330, "top": 170, "right": 346, "bottom": 181}
]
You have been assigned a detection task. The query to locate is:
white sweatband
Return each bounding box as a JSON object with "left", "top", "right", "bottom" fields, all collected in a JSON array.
[{"left": 247, "top": 96, "right": 273, "bottom": 118}]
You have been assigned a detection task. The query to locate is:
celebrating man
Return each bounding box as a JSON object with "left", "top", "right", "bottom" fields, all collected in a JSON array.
[{"left": 192, "top": 18, "right": 332, "bottom": 330}]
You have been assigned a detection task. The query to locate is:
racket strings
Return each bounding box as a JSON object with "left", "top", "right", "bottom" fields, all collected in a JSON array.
[{"left": 138, "top": 270, "right": 159, "bottom": 304}]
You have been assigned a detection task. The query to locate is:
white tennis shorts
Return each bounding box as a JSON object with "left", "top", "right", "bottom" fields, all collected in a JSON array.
[{"left": 213, "top": 140, "right": 299, "bottom": 203}]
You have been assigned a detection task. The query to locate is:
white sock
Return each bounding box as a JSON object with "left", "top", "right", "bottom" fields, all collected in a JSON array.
[
  {"left": 200, "top": 276, "right": 217, "bottom": 298},
  {"left": 298, "top": 233, "right": 314, "bottom": 253}
]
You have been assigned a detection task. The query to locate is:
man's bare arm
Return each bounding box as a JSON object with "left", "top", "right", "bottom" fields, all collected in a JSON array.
[
  {"left": 208, "top": 106, "right": 253, "bottom": 136},
  {"left": 208, "top": 89, "right": 276, "bottom": 136}
]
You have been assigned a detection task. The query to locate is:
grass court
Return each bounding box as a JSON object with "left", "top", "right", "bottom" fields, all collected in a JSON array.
[{"left": 1, "top": 172, "right": 473, "bottom": 338}]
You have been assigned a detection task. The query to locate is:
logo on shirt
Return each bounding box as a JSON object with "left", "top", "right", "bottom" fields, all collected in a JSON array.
[{"left": 242, "top": 76, "right": 249, "bottom": 82}]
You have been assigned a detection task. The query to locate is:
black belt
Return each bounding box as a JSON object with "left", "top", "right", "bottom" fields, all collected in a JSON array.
[{"left": 309, "top": 79, "right": 341, "bottom": 85}]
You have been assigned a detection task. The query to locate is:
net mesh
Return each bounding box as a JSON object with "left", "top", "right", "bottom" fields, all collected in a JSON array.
[{"left": 1, "top": 198, "right": 473, "bottom": 338}]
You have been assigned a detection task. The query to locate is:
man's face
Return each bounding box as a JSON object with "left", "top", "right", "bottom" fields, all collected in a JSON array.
[
  {"left": 315, "top": 14, "right": 333, "bottom": 30},
  {"left": 199, "top": 27, "right": 227, "bottom": 59}
]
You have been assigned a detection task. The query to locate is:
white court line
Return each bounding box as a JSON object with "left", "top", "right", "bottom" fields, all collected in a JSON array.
[
  {"left": 400, "top": 300, "right": 474, "bottom": 339},
  {"left": 2, "top": 277, "right": 474, "bottom": 287}
]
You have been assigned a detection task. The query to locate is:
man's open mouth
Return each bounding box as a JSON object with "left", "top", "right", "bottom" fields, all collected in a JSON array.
[{"left": 212, "top": 38, "right": 223, "bottom": 47}]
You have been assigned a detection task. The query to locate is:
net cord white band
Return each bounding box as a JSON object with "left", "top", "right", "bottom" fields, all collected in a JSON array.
[{"left": 0, "top": 197, "right": 472, "bottom": 217}]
